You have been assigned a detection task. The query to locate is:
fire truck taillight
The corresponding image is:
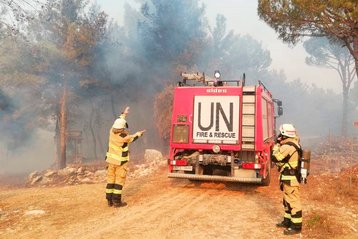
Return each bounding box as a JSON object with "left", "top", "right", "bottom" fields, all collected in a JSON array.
[
  {"left": 172, "top": 125, "right": 189, "bottom": 143},
  {"left": 177, "top": 115, "right": 187, "bottom": 122},
  {"left": 242, "top": 163, "right": 262, "bottom": 170}
]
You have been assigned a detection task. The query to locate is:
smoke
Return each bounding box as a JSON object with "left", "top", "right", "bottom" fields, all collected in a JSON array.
[
  {"left": 0, "top": 88, "right": 51, "bottom": 174},
  {"left": 0, "top": 129, "right": 55, "bottom": 174},
  {"left": 1, "top": 0, "right": 356, "bottom": 175},
  {"left": 0, "top": 89, "right": 14, "bottom": 113},
  {"left": 0, "top": 89, "right": 33, "bottom": 149},
  {"left": 261, "top": 70, "right": 345, "bottom": 147}
]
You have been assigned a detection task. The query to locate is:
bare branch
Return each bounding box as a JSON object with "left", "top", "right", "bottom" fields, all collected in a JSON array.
[{"left": 0, "top": 0, "right": 42, "bottom": 37}]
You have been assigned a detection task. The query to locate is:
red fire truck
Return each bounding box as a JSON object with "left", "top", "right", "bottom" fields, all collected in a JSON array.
[{"left": 168, "top": 71, "right": 283, "bottom": 185}]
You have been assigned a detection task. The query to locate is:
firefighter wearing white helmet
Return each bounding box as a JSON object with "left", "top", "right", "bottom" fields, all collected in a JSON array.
[
  {"left": 279, "top": 124, "right": 297, "bottom": 138},
  {"left": 105, "top": 106, "right": 146, "bottom": 208},
  {"left": 272, "top": 123, "right": 303, "bottom": 235}
]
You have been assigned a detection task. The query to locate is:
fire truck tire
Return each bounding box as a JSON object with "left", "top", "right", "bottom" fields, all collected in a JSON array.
[
  {"left": 261, "top": 162, "right": 271, "bottom": 186},
  {"left": 203, "top": 166, "right": 213, "bottom": 176}
]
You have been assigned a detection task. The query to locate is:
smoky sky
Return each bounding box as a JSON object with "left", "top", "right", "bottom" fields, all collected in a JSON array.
[
  {"left": 0, "top": 0, "right": 356, "bottom": 174},
  {"left": 0, "top": 89, "right": 13, "bottom": 113}
]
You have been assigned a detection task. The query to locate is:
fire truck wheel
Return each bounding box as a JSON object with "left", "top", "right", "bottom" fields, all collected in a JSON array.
[
  {"left": 203, "top": 166, "right": 213, "bottom": 176},
  {"left": 261, "top": 162, "right": 271, "bottom": 186}
]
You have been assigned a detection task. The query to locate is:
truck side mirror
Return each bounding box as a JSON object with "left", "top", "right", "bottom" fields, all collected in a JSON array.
[
  {"left": 278, "top": 106, "right": 283, "bottom": 116},
  {"left": 273, "top": 99, "right": 283, "bottom": 117}
]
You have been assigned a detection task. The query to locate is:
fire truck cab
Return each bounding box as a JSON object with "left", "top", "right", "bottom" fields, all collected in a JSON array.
[{"left": 168, "top": 72, "right": 282, "bottom": 185}]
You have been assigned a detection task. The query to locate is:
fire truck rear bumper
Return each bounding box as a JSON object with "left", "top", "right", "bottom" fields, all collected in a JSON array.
[{"left": 168, "top": 173, "right": 262, "bottom": 183}]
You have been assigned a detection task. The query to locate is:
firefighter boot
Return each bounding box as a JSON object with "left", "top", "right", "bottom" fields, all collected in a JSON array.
[
  {"left": 276, "top": 218, "right": 290, "bottom": 228},
  {"left": 113, "top": 195, "right": 127, "bottom": 208},
  {"left": 113, "top": 201, "right": 127, "bottom": 208},
  {"left": 107, "top": 199, "right": 113, "bottom": 207},
  {"left": 283, "top": 227, "right": 301, "bottom": 235}
]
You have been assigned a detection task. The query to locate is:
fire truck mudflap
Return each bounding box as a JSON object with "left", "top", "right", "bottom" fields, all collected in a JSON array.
[{"left": 167, "top": 72, "right": 282, "bottom": 186}]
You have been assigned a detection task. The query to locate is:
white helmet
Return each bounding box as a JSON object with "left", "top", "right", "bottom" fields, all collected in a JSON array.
[
  {"left": 112, "top": 118, "right": 127, "bottom": 129},
  {"left": 279, "top": 124, "right": 297, "bottom": 138}
]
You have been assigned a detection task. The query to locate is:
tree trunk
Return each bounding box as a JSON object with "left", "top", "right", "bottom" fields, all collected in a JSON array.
[
  {"left": 59, "top": 79, "right": 68, "bottom": 169},
  {"left": 89, "top": 106, "right": 98, "bottom": 160},
  {"left": 95, "top": 110, "right": 105, "bottom": 155},
  {"left": 55, "top": 117, "right": 61, "bottom": 168},
  {"left": 354, "top": 37, "right": 358, "bottom": 79},
  {"left": 341, "top": 86, "right": 349, "bottom": 137}
]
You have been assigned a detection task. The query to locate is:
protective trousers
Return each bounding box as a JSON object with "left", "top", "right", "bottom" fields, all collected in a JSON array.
[
  {"left": 106, "top": 162, "right": 128, "bottom": 204},
  {"left": 282, "top": 183, "right": 302, "bottom": 230}
]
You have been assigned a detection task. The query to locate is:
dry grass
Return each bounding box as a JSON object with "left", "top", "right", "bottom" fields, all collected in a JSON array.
[
  {"left": 309, "top": 163, "right": 358, "bottom": 200},
  {"left": 304, "top": 211, "right": 346, "bottom": 239},
  {"left": 301, "top": 137, "right": 358, "bottom": 238}
]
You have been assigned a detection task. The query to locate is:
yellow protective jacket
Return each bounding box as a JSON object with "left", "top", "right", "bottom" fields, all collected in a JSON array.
[
  {"left": 105, "top": 114, "right": 143, "bottom": 165},
  {"left": 272, "top": 137, "right": 301, "bottom": 186}
]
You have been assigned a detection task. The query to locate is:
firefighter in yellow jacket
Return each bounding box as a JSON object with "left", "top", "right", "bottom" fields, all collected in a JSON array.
[
  {"left": 105, "top": 106, "right": 145, "bottom": 207},
  {"left": 272, "top": 124, "right": 302, "bottom": 235}
]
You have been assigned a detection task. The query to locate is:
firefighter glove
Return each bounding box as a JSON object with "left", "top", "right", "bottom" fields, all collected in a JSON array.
[{"left": 137, "top": 130, "right": 146, "bottom": 137}]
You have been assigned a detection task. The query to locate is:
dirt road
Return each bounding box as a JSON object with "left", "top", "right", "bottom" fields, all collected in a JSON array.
[{"left": 1, "top": 164, "right": 357, "bottom": 239}]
